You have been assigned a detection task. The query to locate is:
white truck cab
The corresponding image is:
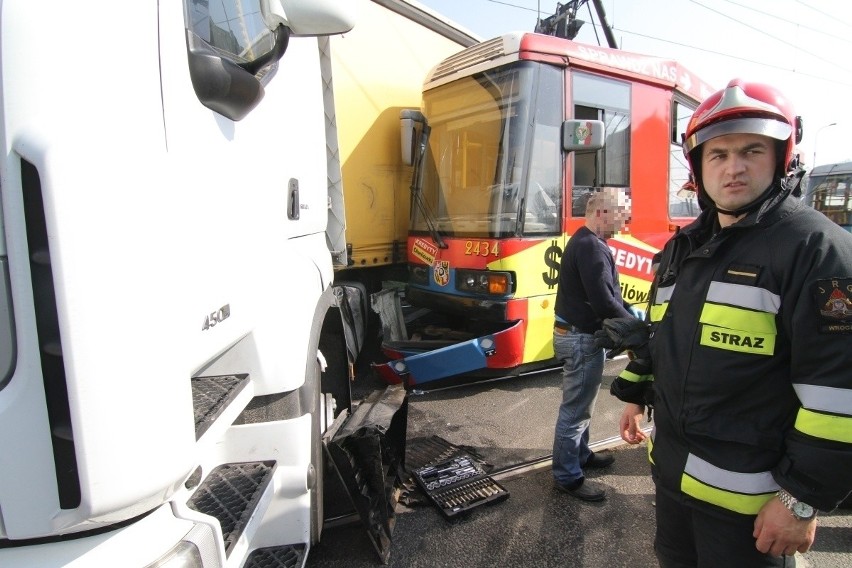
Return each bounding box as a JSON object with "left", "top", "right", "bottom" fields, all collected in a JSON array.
[{"left": 0, "top": 1, "right": 355, "bottom": 566}]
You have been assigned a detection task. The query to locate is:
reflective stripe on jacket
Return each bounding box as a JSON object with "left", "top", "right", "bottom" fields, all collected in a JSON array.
[{"left": 646, "top": 188, "right": 852, "bottom": 514}]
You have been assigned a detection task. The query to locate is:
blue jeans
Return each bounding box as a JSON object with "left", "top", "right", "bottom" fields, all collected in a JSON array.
[{"left": 552, "top": 329, "right": 605, "bottom": 484}]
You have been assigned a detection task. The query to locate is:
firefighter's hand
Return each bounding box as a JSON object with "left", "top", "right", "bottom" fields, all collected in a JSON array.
[
  {"left": 593, "top": 328, "right": 617, "bottom": 350},
  {"left": 619, "top": 404, "right": 646, "bottom": 444},
  {"left": 753, "top": 496, "right": 816, "bottom": 557},
  {"left": 593, "top": 317, "right": 650, "bottom": 357}
]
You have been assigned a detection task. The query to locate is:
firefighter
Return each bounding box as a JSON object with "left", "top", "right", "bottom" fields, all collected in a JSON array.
[{"left": 611, "top": 79, "right": 852, "bottom": 565}]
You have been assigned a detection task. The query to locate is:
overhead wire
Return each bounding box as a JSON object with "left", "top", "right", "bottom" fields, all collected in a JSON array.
[
  {"left": 476, "top": 0, "right": 852, "bottom": 87},
  {"left": 686, "top": 0, "right": 852, "bottom": 75},
  {"left": 720, "top": 0, "right": 852, "bottom": 44},
  {"left": 585, "top": 0, "right": 602, "bottom": 46},
  {"left": 795, "top": 0, "right": 852, "bottom": 28},
  {"left": 605, "top": 24, "right": 852, "bottom": 88},
  {"left": 484, "top": 0, "right": 542, "bottom": 14}
]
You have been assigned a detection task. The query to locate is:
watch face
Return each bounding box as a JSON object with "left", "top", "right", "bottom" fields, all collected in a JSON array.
[{"left": 792, "top": 501, "right": 815, "bottom": 519}]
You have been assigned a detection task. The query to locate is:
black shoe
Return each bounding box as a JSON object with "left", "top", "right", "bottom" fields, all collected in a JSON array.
[
  {"left": 554, "top": 478, "right": 606, "bottom": 501},
  {"left": 583, "top": 451, "right": 615, "bottom": 470}
]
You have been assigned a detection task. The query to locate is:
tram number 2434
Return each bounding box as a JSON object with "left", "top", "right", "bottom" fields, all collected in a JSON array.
[{"left": 465, "top": 241, "right": 499, "bottom": 257}]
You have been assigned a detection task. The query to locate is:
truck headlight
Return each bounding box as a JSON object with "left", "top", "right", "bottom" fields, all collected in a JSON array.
[{"left": 145, "top": 541, "right": 204, "bottom": 568}]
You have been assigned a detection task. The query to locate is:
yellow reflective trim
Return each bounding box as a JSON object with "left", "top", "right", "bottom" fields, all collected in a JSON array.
[
  {"left": 647, "top": 435, "right": 655, "bottom": 465},
  {"left": 650, "top": 302, "right": 668, "bottom": 322},
  {"left": 649, "top": 285, "right": 673, "bottom": 322},
  {"left": 700, "top": 324, "right": 775, "bottom": 355},
  {"left": 681, "top": 474, "right": 776, "bottom": 515},
  {"left": 700, "top": 303, "right": 777, "bottom": 334},
  {"left": 619, "top": 369, "right": 647, "bottom": 383},
  {"left": 795, "top": 408, "right": 852, "bottom": 443}
]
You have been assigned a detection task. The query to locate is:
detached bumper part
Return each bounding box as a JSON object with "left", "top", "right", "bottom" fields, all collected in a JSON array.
[{"left": 324, "top": 385, "right": 408, "bottom": 565}]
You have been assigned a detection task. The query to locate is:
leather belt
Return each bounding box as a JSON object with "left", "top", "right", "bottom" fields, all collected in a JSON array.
[{"left": 554, "top": 321, "right": 594, "bottom": 334}]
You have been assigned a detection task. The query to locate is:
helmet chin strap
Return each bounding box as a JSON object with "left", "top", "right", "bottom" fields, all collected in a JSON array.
[{"left": 712, "top": 182, "right": 777, "bottom": 217}]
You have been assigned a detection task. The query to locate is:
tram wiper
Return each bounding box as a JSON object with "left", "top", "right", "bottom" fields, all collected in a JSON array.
[{"left": 402, "top": 110, "right": 447, "bottom": 249}]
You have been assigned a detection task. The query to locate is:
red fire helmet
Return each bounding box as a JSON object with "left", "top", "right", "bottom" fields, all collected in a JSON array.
[{"left": 683, "top": 79, "right": 803, "bottom": 176}]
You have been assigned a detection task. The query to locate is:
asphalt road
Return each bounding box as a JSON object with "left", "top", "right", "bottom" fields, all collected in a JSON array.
[
  {"left": 402, "top": 357, "right": 632, "bottom": 470},
  {"left": 311, "top": 358, "right": 852, "bottom": 567}
]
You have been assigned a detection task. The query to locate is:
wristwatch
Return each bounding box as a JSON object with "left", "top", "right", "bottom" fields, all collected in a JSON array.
[{"left": 777, "top": 489, "right": 817, "bottom": 521}]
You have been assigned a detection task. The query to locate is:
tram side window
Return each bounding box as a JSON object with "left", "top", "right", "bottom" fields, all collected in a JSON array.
[
  {"left": 809, "top": 172, "right": 852, "bottom": 228},
  {"left": 574, "top": 105, "right": 599, "bottom": 188},
  {"left": 572, "top": 105, "right": 599, "bottom": 217},
  {"left": 571, "top": 73, "right": 630, "bottom": 216},
  {"left": 670, "top": 100, "right": 698, "bottom": 218}
]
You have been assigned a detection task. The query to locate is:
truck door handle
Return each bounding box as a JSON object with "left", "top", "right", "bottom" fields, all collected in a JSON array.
[{"left": 288, "top": 178, "right": 300, "bottom": 220}]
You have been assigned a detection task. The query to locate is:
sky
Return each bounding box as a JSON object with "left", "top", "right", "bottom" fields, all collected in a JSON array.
[{"left": 415, "top": 0, "right": 852, "bottom": 168}]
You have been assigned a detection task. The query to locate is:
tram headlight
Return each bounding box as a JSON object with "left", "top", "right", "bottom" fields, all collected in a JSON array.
[
  {"left": 409, "top": 264, "right": 429, "bottom": 285},
  {"left": 455, "top": 269, "right": 513, "bottom": 296}
]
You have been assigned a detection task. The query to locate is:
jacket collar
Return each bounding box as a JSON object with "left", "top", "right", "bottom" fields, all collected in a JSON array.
[{"left": 684, "top": 177, "right": 801, "bottom": 237}]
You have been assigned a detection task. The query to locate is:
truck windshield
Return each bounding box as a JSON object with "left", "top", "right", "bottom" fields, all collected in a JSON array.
[
  {"left": 413, "top": 62, "right": 563, "bottom": 239},
  {"left": 805, "top": 163, "right": 852, "bottom": 232}
]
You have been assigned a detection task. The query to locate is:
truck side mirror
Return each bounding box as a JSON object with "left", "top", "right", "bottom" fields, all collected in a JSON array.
[
  {"left": 400, "top": 110, "right": 426, "bottom": 166},
  {"left": 263, "top": 0, "right": 355, "bottom": 35},
  {"left": 562, "top": 119, "right": 605, "bottom": 152},
  {"left": 186, "top": 0, "right": 356, "bottom": 121}
]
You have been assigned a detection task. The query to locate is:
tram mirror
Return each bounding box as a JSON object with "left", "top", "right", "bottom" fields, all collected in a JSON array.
[{"left": 562, "top": 119, "right": 605, "bottom": 152}]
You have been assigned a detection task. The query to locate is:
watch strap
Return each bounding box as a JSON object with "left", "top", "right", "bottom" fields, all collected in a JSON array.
[{"left": 777, "top": 489, "right": 816, "bottom": 520}]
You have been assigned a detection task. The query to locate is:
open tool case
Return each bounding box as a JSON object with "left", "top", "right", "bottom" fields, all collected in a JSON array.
[{"left": 412, "top": 453, "right": 509, "bottom": 519}]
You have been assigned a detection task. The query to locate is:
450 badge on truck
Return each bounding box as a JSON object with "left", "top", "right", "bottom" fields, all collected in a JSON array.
[{"left": 202, "top": 303, "right": 231, "bottom": 331}]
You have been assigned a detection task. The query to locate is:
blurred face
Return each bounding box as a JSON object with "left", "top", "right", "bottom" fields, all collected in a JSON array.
[
  {"left": 700, "top": 133, "right": 776, "bottom": 223},
  {"left": 594, "top": 197, "right": 631, "bottom": 239}
]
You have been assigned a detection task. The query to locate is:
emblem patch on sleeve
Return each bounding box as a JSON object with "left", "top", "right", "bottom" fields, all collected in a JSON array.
[{"left": 814, "top": 278, "right": 852, "bottom": 333}]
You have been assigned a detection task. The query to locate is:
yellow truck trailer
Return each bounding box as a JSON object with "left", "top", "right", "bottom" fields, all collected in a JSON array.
[{"left": 327, "top": 0, "right": 479, "bottom": 279}]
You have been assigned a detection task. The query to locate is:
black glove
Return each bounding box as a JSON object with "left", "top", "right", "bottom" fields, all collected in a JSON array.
[
  {"left": 610, "top": 359, "right": 654, "bottom": 407},
  {"left": 593, "top": 317, "right": 650, "bottom": 357}
]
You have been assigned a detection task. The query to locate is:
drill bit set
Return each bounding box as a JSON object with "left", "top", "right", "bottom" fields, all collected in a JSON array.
[{"left": 412, "top": 453, "right": 509, "bottom": 519}]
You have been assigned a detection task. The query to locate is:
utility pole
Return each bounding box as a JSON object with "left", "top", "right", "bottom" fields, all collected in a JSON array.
[{"left": 813, "top": 122, "right": 837, "bottom": 168}]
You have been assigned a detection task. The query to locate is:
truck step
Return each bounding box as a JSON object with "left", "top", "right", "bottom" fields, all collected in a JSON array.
[
  {"left": 191, "top": 374, "right": 249, "bottom": 440},
  {"left": 244, "top": 544, "right": 305, "bottom": 568},
  {"left": 187, "top": 461, "right": 275, "bottom": 556}
]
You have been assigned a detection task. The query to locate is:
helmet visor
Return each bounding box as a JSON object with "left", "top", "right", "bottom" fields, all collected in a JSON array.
[{"left": 683, "top": 117, "right": 792, "bottom": 154}]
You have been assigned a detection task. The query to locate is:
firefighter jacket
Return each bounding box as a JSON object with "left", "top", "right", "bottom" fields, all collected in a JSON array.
[{"left": 638, "top": 181, "right": 852, "bottom": 516}]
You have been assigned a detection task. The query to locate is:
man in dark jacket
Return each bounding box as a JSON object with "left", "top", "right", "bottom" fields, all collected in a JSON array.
[
  {"left": 552, "top": 186, "right": 633, "bottom": 501},
  {"left": 613, "top": 79, "right": 852, "bottom": 566}
]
